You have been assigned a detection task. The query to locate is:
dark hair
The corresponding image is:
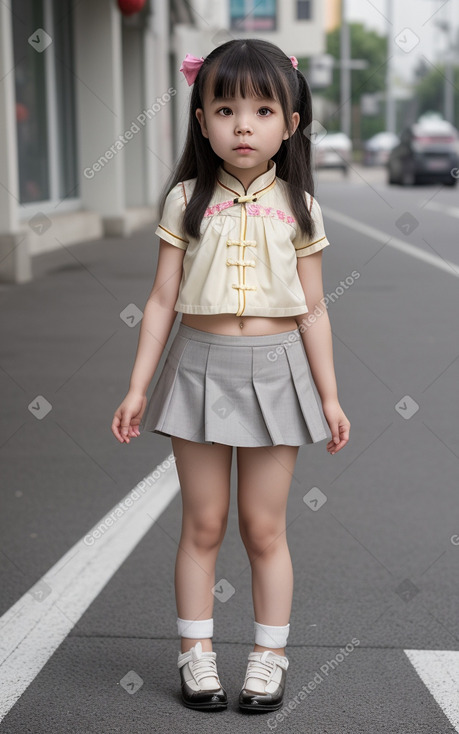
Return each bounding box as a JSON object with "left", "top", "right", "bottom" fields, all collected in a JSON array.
[{"left": 160, "top": 38, "right": 316, "bottom": 241}]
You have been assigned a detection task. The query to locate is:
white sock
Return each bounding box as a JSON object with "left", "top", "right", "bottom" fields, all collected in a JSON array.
[
  {"left": 254, "top": 621, "right": 290, "bottom": 649},
  {"left": 177, "top": 616, "right": 213, "bottom": 639}
]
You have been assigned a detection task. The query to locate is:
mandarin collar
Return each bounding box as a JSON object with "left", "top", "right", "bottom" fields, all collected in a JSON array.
[{"left": 216, "top": 159, "right": 276, "bottom": 197}]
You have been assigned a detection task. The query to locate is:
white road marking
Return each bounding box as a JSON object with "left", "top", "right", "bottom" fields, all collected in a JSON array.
[
  {"left": 0, "top": 457, "right": 180, "bottom": 721},
  {"left": 404, "top": 650, "right": 459, "bottom": 731},
  {"left": 423, "top": 200, "right": 459, "bottom": 219},
  {"left": 321, "top": 206, "right": 459, "bottom": 277},
  {"left": 1, "top": 458, "right": 458, "bottom": 731}
]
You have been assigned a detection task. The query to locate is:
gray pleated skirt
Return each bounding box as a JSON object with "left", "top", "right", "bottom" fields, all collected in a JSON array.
[{"left": 139, "top": 322, "right": 331, "bottom": 447}]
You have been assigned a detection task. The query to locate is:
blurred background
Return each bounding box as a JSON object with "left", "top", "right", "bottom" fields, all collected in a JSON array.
[
  {"left": 1, "top": 5, "right": 459, "bottom": 730},
  {"left": 1, "top": 0, "right": 459, "bottom": 283}
]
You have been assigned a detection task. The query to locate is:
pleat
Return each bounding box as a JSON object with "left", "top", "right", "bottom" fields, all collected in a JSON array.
[
  {"left": 284, "top": 341, "right": 330, "bottom": 442},
  {"left": 140, "top": 326, "right": 331, "bottom": 447},
  {"left": 163, "top": 339, "right": 211, "bottom": 442},
  {"left": 252, "top": 344, "right": 313, "bottom": 445},
  {"left": 140, "top": 334, "right": 210, "bottom": 442},
  {"left": 204, "top": 343, "right": 272, "bottom": 446}
]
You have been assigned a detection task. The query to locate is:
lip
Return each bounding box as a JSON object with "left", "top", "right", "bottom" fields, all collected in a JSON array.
[{"left": 234, "top": 144, "right": 254, "bottom": 151}]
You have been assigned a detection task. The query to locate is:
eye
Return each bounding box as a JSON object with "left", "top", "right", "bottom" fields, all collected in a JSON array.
[
  {"left": 258, "top": 107, "right": 273, "bottom": 116},
  {"left": 217, "top": 107, "right": 232, "bottom": 116}
]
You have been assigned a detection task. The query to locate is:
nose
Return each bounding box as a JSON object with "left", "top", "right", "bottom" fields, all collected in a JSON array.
[{"left": 235, "top": 118, "right": 252, "bottom": 135}]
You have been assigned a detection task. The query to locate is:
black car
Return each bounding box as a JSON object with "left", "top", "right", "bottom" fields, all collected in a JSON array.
[{"left": 387, "top": 117, "right": 459, "bottom": 186}]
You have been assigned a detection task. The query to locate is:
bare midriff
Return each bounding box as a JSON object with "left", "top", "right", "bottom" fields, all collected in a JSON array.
[{"left": 180, "top": 313, "right": 303, "bottom": 336}]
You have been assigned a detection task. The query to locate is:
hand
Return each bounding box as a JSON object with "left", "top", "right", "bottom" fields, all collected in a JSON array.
[
  {"left": 111, "top": 391, "right": 147, "bottom": 444},
  {"left": 322, "top": 399, "right": 350, "bottom": 455}
]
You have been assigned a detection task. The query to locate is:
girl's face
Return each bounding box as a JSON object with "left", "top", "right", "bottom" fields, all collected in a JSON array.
[{"left": 195, "top": 78, "right": 300, "bottom": 182}]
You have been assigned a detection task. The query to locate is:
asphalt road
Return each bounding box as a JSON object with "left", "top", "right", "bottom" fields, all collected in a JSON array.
[{"left": 1, "top": 164, "right": 458, "bottom": 733}]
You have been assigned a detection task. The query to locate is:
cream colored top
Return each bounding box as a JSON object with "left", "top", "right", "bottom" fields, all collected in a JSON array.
[{"left": 155, "top": 159, "right": 331, "bottom": 317}]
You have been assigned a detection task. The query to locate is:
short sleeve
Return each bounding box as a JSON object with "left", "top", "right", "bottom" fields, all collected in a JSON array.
[
  {"left": 293, "top": 194, "right": 330, "bottom": 257},
  {"left": 155, "top": 182, "right": 189, "bottom": 250}
]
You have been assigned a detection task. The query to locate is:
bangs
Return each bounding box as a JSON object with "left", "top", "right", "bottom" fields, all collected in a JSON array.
[{"left": 206, "top": 45, "right": 287, "bottom": 103}]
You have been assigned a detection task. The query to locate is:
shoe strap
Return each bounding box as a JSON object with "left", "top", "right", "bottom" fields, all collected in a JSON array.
[
  {"left": 177, "top": 648, "right": 220, "bottom": 683},
  {"left": 188, "top": 655, "right": 220, "bottom": 685},
  {"left": 245, "top": 658, "right": 274, "bottom": 684},
  {"left": 247, "top": 650, "right": 289, "bottom": 672},
  {"left": 177, "top": 643, "right": 217, "bottom": 668}
]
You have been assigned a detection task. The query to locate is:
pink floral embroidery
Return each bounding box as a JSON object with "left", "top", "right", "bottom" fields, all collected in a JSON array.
[
  {"left": 204, "top": 200, "right": 234, "bottom": 217},
  {"left": 203, "top": 200, "right": 295, "bottom": 224},
  {"left": 246, "top": 204, "right": 295, "bottom": 224}
]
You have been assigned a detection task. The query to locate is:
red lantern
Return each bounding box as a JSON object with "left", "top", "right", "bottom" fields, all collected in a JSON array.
[{"left": 117, "top": 0, "right": 146, "bottom": 15}]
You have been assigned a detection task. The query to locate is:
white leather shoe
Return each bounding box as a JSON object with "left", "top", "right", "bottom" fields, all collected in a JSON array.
[
  {"left": 177, "top": 641, "right": 227, "bottom": 710},
  {"left": 239, "top": 649, "right": 289, "bottom": 712}
]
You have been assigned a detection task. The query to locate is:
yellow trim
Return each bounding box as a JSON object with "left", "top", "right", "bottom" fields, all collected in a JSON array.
[
  {"left": 217, "top": 177, "right": 276, "bottom": 201},
  {"left": 217, "top": 180, "right": 240, "bottom": 196},
  {"left": 296, "top": 236, "right": 326, "bottom": 251},
  {"left": 216, "top": 177, "right": 275, "bottom": 316},
  {"left": 157, "top": 224, "right": 188, "bottom": 244},
  {"left": 253, "top": 179, "right": 276, "bottom": 198}
]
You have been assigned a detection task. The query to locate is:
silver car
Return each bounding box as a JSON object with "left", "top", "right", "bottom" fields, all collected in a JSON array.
[
  {"left": 387, "top": 116, "right": 459, "bottom": 186},
  {"left": 312, "top": 132, "right": 352, "bottom": 175}
]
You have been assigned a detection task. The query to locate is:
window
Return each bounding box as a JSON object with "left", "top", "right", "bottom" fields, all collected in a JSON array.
[
  {"left": 297, "top": 0, "right": 312, "bottom": 20},
  {"left": 12, "top": 0, "right": 79, "bottom": 205},
  {"left": 230, "top": 0, "right": 277, "bottom": 31}
]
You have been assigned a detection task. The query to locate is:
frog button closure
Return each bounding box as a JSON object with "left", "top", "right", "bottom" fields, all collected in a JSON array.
[{"left": 216, "top": 163, "right": 277, "bottom": 316}]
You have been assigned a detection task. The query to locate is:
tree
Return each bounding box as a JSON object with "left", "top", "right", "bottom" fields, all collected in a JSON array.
[
  {"left": 324, "top": 22, "right": 387, "bottom": 105},
  {"left": 413, "top": 60, "right": 459, "bottom": 125},
  {"left": 299, "top": 22, "right": 388, "bottom": 141}
]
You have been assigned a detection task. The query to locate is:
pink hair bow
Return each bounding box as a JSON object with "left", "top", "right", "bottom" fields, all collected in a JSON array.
[
  {"left": 179, "top": 52, "right": 298, "bottom": 86},
  {"left": 180, "top": 53, "right": 205, "bottom": 86}
]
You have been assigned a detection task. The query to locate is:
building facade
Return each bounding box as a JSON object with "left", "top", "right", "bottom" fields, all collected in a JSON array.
[{"left": 0, "top": 0, "right": 327, "bottom": 283}]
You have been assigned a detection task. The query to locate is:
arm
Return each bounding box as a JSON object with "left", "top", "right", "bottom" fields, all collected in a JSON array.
[
  {"left": 294, "top": 250, "right": 350, "bottom": 454},
  {"left": 294, "top": 250, "right": 337, "bottom": 402},
  {"left": 129, "top": 239, "right": 185, "bottom": 394},
  {"left": 111, "top": 239, "right": 185, "bottom": 443}
]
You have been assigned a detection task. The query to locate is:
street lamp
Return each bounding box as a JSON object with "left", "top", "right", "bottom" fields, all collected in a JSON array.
[
  {"left": 422, "top": 0, "right": 455, "bottom": 126},
  {"left": 339, "top": 0, "right": 368, "bottom": 138}
]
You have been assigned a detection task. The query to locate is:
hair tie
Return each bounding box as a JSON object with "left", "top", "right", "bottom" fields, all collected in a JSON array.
[{"left": 179, "top": 52, "right": 299, "bottom": 85}]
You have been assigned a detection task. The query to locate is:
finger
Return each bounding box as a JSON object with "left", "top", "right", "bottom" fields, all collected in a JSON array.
[
  {"left": 332, "top": 434, "right": 350, "bottom": 452},
  {"left": 337, "top": 424, "right": 350, "bottom": 443},
  {"left": 330, "top": 425, "right": 340, "bottom": 445},
  {"left": 111, "top": 417, "right": 124, "bottom": 442},
  {"left": 119, "top": 418, "right": 133, "bottom": 442}
]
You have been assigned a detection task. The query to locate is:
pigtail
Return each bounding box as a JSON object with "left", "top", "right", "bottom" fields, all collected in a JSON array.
[{"left": 274, "top": 67, "right": 316, "bottom": 241}]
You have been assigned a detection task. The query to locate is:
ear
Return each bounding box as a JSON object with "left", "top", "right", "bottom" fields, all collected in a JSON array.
[
  {"left": 195, "top": 108, "right": 209, "bottom": 139},
  {"left": 283, "top": 111, "right": 300, "bottom": 140}
]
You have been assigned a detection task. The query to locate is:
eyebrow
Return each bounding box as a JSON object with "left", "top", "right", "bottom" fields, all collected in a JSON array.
[{"left": 210, "top": 95, "right": 275, "bottom": 104}]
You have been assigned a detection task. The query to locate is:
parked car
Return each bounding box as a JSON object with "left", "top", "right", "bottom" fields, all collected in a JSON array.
[
  {"left": 363, "top": 132, "right": 399, "bottom": 166},
  {"left": 387, "top": 116, "right": 459, "bottom": 186},
  {"left": 313, "top": 132, "right": 352, "bottom": 175}
]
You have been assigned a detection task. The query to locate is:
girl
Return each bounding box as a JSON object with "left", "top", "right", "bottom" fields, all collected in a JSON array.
[{"left": 112, "top": 38, "right": 350, "bottom": 713}]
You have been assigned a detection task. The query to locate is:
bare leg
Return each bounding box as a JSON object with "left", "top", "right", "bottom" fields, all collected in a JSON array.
[
  {"left": 172, "top": 436, "right": 233, "bottom": 654},
  {"left": 237, "top": 444, "right": 299, "bottom": 656}
]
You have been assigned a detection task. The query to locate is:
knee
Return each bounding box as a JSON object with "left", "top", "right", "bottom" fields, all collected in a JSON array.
[
  {"left": 184, "top": 513, "right": 227, "bottom": 551},
  {"left": 239, "top": 517, "right": 286, "bottom": 558}
]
